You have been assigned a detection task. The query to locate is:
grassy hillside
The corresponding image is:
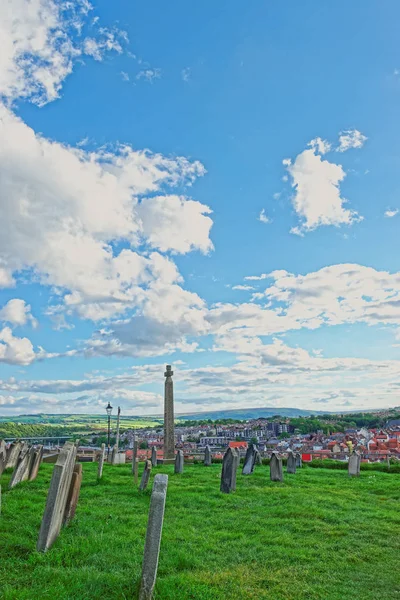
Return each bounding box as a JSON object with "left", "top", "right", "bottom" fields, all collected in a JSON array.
[{"left": 0, "top": 463, "right": 399, "bottom": 599}]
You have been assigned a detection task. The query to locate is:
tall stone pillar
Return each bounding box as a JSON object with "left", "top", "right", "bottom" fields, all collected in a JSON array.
[{"left": 163, "top": 365, "right": 175, "bottom": 461}]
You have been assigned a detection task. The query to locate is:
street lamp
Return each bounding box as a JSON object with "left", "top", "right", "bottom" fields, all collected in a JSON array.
[{"left": 106, "top": 402, "right": 113, "bottom": 457}]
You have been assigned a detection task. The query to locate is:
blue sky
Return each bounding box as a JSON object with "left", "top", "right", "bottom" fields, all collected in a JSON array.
[{"left": 1, "top": 0, "right": 400, "bottom": 415}]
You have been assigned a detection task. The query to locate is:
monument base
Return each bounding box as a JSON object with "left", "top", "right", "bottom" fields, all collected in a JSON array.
[{"left": 158, "top": 458, "right": 175, "bottom": 465}]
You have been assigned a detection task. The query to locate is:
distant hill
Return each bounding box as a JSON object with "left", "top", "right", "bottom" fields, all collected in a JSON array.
[{"left": 176, "top": 407, "right": 323, "bottom": 421}]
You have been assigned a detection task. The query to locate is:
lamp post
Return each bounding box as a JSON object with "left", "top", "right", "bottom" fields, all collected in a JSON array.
[{"left": 106, "top": 402, "right": 113, "bottom": 457}]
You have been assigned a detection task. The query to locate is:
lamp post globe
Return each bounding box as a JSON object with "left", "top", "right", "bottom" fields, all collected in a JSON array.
[{"left": 106, "top": 402, "right": 113, "bottom": 457}]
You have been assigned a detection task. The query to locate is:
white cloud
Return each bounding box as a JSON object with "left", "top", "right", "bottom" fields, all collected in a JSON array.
[
  {"left": 120, "top": 71, "right": 130, "bottom": 82},
  {"left": 258, "top": 209, "right": 271, "bottom": 224},
  {"left": 181, "top": 67, "right": 191, "bottom": 82},
  {"left": 384, "top": 208, "right": 399, "bottom": 218},
  {"left": 136, "top": 68, "right": 161, "bottom": 83},
  {"left": 337, "top": 129, "right": 367, "bottom": 152},
  {"left": 83, "top": 27, "right": 127, "bottom": 61},
  {"left": 0, "top": 299, "right": 37, "bottom": 328},
  {"left": 232, "top": 285, "right": 255, "bottom": 291},
  {"left": 0, "top": 327, "right": 37, "bottom": 365},
  {"left": 308, "top": 137, "right": 332, "bottom": 155},
  {"left": 285, "top": 144, "right": 362, "bottom": 233}
]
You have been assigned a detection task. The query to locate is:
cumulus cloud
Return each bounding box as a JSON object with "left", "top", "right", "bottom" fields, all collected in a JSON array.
[
  {"left": 308, "top": 137, "right": 332, "bottom": 155},
  {"left": 0, "top": 299, "right": 37, "bottom": 328},
  {"left": 337, "top": 129, "right": 367, "bottom": 152},
  {"left": 0, "top": 327, "right": 37, "bottom": 365},
  {"left": 384, "top": 208, "right": 399, "bottom": 218}
]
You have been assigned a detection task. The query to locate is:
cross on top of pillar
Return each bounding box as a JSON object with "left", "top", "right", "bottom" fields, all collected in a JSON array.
[{"left": 164, "top": 364, "right": 173, "bottom": 377}]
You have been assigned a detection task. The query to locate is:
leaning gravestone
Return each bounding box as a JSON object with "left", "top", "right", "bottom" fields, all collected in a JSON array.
[
  {"left": 231, "top": 448, "right": 240, "bottom": 491},
  {"left": 204, "top": 445, "right": 212, "bottom": 466},
  {"left": 139, "top": 474, "right": 168, "bottom": 600},
  {"left": 139, "top": 460, "right": 152, "bottom": 491},
  {"left": 29, "top": 445, "right": 44, "bottom": 481},
  {"left": 6, "top": 441, "right": 22, "bottom": 470},
  {"left": 9, "top": 446, "right": 33, "bottom": 489},
  {"left": 255, "top": 450, "right": 263, "bottom": 465},
  {"left": 348, "top": 451, "right": 361, "bottom": 477},
  {"left": 0, "top": 440, "right": 7, "bottom": 477},
  {"left": 151, "top": 446, "right": 157, "bottom": 467},
  {"left": 270, "top": 452, "right": 283, "bottom": 482},
  {"left": 134, "top": 458, "right": 139, "bottom": 485},
  {"left": 63, "top": 463, "right": 83, "bottom": 525},
  {"left": 37, "top": 441, "right": 77, "bottom": 552},
  {"left": 132, "top": 438, "right": 138, "bottom": 474},
  {"left": 242, "top": 443, "right": 257, "bottom": 475},
  {"left": 287, "top": 450, "right": 296, "bottom": 474},
  {"left": 220, "top": 447, "right": 236, "bottom": 494},
  {"left": 295, "top": 453, "right": 302, "bottom": 468},
  {"left": 174, "top": 450, "right": 184, "bottom": 474},
  {"left": 97, "top": 443, "right": 106, "bottom": 479}
]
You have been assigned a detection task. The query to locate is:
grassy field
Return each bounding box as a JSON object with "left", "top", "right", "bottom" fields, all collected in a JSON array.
[{"left": 0, "top": 463, "right": 399, "bottom": 600}]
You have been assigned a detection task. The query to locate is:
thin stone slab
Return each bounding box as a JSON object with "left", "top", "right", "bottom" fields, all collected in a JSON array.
[
  {"left": 255, "top": 450, "right": 262, "bottom": 465},
  {"left": 109, "top": 444, "right": 117, "bottom": 465},
  {"left": 132, "top": 438, "right": 138, "bottom": 474},
  {"left": 139, "top": 474, "right": 168, "bottom": 600},
  {"left": 0, "top": 440, "right": 7, "bottom": 477},
  {"left": 242, "top": 443, "right": 257, "bottom": 475},
  {"left": 270, "top": 452, "right": 283, "bottom": 482},
  {"left": 97, "top": 443, "right": 106, "bottom": 479},
  {"left": 231, "top": 448, "right": 240, "bottom": 491},
  {"left": 220, "top": 447, "right": 236, "bottom": 494},
  {"left": 287, "top": 450, "right": 296, "bottom": 474},
  {"left": 37, "top": 441, "right": 77, "bottom": 552},
  {"left": 204, "top": 445, "right": 212, "bottom": 466},
  {"left": 139, "top": 460, "right": 152, "bottom": 491},
  {"left": 63, "top": 463, "right": 82, "bottom": 525},
  {"left": 151, "top": 446, "right": 157, "bottom": 467},
  {"left": 295, "top": 453, "right": 302, "bottom": 468},
  {"left": 9, "top": 446, "right": 33, "bottom": 489},
  {"left": 29, "top": 445, "right": 44, "bottom": 481},
  {"left": 348, "top": 451, "right": 361, "bottom": 477},
  {"left": 163, "top": 365, "right": 175, "bottom": 461},
  {"left": 134, "top": 457, "right": 139, "bottom": 485},
  {"left": 174, "top": 450, "right": 184, "bottom": 474},
  {"left": 5, "top": 442, "right": 22, "bottom": 470}
]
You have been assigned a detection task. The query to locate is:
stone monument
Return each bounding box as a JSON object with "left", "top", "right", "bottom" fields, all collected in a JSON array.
[
  {"left": 163, "top": 365, "right": 175, "bottom": 462},
  {"left": 287, "top": 450, "right": 296, "bottom": 474},
  {"left": 204, "top": 445, "right": 212, "bottom": 466},
  {"left": 270, "top": 451, "right": 283, "bottom": 482}
]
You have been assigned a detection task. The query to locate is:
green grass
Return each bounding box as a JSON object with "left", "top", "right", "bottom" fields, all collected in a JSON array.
[{"left": 0, "top": 463, "right": 399, "bottom": 600}]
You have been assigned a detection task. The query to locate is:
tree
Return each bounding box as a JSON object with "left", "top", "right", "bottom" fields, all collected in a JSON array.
[
  {"left": 139, "top": 440, "right": 148, "bottom": 449},
  {"left": 250, "top": 437, "right": 258, "bottom": 445}
]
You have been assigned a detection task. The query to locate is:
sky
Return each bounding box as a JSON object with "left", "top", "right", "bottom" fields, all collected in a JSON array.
[{"left": 1, "top": 0, "right": 400, "bottom": 417}]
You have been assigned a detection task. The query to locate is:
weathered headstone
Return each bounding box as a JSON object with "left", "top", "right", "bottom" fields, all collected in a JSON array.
[
  {"left": 97, "top": 443, "right": 106, "bottom": 479},
  {"left": 231, "top": 448, "right": 240, "bottom": 491},
  {"left": 9, "top": 446, "right": 33, "bottom": 489},
  {"left": 28, "top": 445, "right": 44, "bottom": 481},
  {"left": 270, "top": 452, "right": 283, "bottom": 482},
  {"left": 348, "top": 451, "right": 361, "bottom": 477},
  {"left": 204, "top": 445, "right": 212, "bottom": 466},
  {"left": 255, "top": 450, "right": 262, "bottom": 465},
  {"left": 287, "top": 450, "right": 296, "bottom": 474},
  {"left": 63, "top": 463, "right": 82, "bottom": 525},
  {"left": 174, "top": 450, "right": 184, "bottom": 474},
  {"left": 139, "top": 474, "right": 168, "bottom": 600},
  {"left": 242, "top": 443, "right": 257, "bottom": 475},
  {"left": 139, "top": 460, "right": 152, "bottom": 491},
  {"left": 220, "top": 447, "right": 236, "bottom": 494},
  {"left": 132, "top": 438, "right": 138, "bottom": 474},
  {"left": 0, "top": 440, "right": 7, "bottom": 477},
  {"left": 5, "top": 441, "right": 22, "bottom": 469},
  {"left": 151, "top": 446, "right": 157, "bottom": 467},
  {"left": 109, "top": 444, "right": 117, "bottom": 465},
  {"left": 163, "top": 365, "right": 175, "bottom": 461},
  {"left": 134, "top": 457, "right": 139, "bottom": 485},
  {"left": 295, "top": 453, "right": 302, "bottom": 468},
  {"left": 37, "top": 441, "right": 77, "bottom": 552}
]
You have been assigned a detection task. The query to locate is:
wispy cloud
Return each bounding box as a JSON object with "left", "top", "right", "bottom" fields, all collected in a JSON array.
[
  {"left": 181, "top": 67, "right": 191, "bottom": 82},
  {"left": 384, "top": 208, "right": 399, "bottom": 218},
  {"left": 258, "top": 209, "right": 271, "bottom": 224},
  {"left": 136, "top": 68, "right": 161, "bottom": 83}
]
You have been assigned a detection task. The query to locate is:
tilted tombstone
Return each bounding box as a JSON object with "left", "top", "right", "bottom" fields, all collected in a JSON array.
[
  {"left": 132, "top": 438, "right": 138, "bottom": 474},
  {"left": 134, "top": 457, "right": 139, "bottom": 485},
  {"left": 139, "top": 474, "right": 168, "bottom": 600},
  {"left": 63, "top": 463, "right": 83, "bottom": 525},
  {"left": 220, "top": 447, "right": 236, "bottom": 494},
  {"left": 287, "top": 450, "right": 296, "bottom": 474},
  {"left": 0, "top": 440, "right": 7, "bottom": 478},
  {"left": 97, "top": 443, "right": 106, "bottom": 479},
  {"left": 174, "top": 450, "right": 184, "bottom": 474},
  {"left": 242, "top": 443, "right": 257, "bottom": 475},
  {"left": 139, "top": 460, "right": 152, "bottom": 491},
  {"left": 295, "top": 453, "right": 302, "bottom": 468},
  {"left": 231, "top": 448, "right": 240, "bottom": 491},
  {"left": 6, "top": 442, "right": 22, "bottom": 470},
  {"left": 204, "top": 445, "right": 212, "bottom": 466},
  {"left": 28, "top": 445, "right": 44, "bottom": 481},
  {"left": 151, "top": 446, "right": 157, "bottom": 467},
  {"left": 9, "top": 446, "right": 33, "bottom": 489},
  {"left": 348, "top": 451, "right": 361, "bottom": 477},
  {"left": 255, "top": 450, "right": 262, "bottom": 465},
  {"left": 270, "top": 452, "right": 283, "bottom": 482},
  {"left": 37, "top": 441, "right": 77, "bottom": 552}
]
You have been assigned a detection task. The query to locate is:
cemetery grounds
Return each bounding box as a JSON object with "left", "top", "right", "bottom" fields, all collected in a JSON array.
[{"left": 0, "top": 462, "right": 399, "bottom": 600}]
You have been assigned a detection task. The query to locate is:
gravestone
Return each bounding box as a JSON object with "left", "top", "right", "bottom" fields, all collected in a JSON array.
[
  {"left": 63, "top": 463, "right": 83, "bottom": 525},
  {"left": 37, "top": 441, "right": 77, "bottom": 552},
  {"left": 28, "top": 445, "right": 44, "bottom": 481},
  {"left": 0, "top": 440, "right": 7, "bottom": 477},
  {"left": 231, "top": 448, "right": 240, "bottom": 491},
  {"left": 151, "top": 446, "right": 157, "bottom": 467},
  {"left": 109, "top": 444, "right": 117, "bottom": 465},
  {"left": 139, "top": 474, "right": 168, "bottom": 600},
  {"left": 270, "top": 452, "right": 283, "bottom": 482},
  {"left": 139, "top": 460, "right": 152, "bottom": 491},
  {"left": 204, "top": 445, "right": 212, "bottom": 466},
  {"left": 132, "top": 438, "right": 138, "bottom": 474},
  {"left": 242, "top": 443, "right": 257, "bottom": 475},
  {"left": 9, "top": 446, "right": 33, "bottom": 489},
  {"left": 97, "top": 443, "right": 106, "bottom": 479},
  {"left": 6, "top": 442, "right": 22, "bottom": 469},
  {"left": 134, "top": 457, "right": 139, "bottom": 485},
  {"left": 295, "top": 453, "right": 302, "bottom": 468},
  {"left": 163, "top": 365, "right": 175, "bottom": 461},
  {"left": 255, "top": 450, "right": 262, "bottom": 465},
  {"left": 220, "top": 447, "right": 236, "bottom": 494},
  {"left": 174, "top": 450, "right": 184, "bottom": 474},
  {"left": 287, "top": 450, "right": 296, "bottom": 474},
  {"left": 348, "top": 451, "right": 361, "bottom": 477}
]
